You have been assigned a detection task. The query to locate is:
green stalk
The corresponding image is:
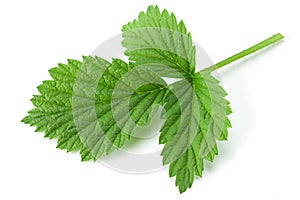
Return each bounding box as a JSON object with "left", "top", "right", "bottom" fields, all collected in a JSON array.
[{"left": 202, "top": 33, "right": 284, "bottom": 73}]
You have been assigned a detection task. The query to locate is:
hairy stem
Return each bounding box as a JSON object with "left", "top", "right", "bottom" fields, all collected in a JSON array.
[{"left": 202, "top": 33, "right": 284, "bottom": 73}]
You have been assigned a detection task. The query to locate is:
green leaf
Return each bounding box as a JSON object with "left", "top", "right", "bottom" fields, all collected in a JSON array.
[
  {"left": 122, "top": 5, "right": 196, "bottom": 79},
  {"left": 159, "top": 71, "right": 231, "bottom": 193},
  {"left": 25, "top": 5, "right": 280, "bottom": 194},
  {"left": 22, "top": 57, "right": 167, "bottom": 160}
]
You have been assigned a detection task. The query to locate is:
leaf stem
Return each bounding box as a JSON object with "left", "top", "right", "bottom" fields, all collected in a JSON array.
[{"left": 202, "top": 33, "right": 284, "bottom": 73}]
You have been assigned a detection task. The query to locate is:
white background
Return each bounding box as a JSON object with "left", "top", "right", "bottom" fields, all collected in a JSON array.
[{"left": 1, "top": 0, "right": 299, "bottom": 199}]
